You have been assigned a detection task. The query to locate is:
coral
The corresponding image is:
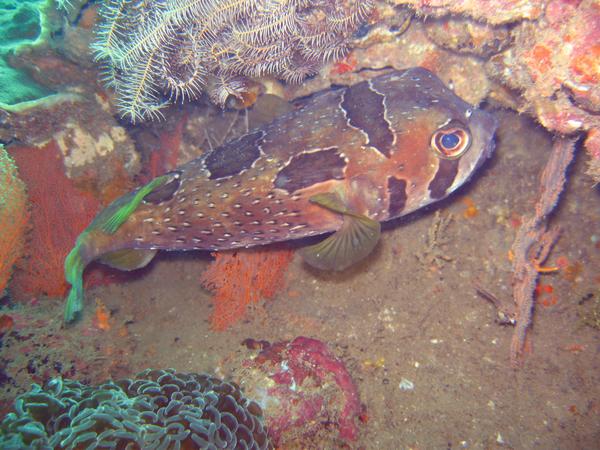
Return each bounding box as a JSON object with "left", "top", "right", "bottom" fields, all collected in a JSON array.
[
  {"left": 0, "top": 368, "right": 271, "bottom": 449},
  {"left": 331, "top": 1, "right": 599, "bottom": 183},
  {"left": 584, "top": 129, "right": 600, "bottom": 183},
  {"left": 424, "top": 16, "right": 510, "bottom": 58},
  {"left": 391, "top": 0, "right": 545, "bottom": 25},
  {"left": 200, "top": 247, "right": 293, "bottom": 330},
  {"left": 92, "top": 0, "right": 373, "bottom": 122},
  {"left": 316, "top": 12, "right": 492, "bottom": 107},
  {"left": 53, "top": 121, "right": 139, "bottom": 180},
  {"left": 143, "top": 111, "right": 189, "bottom": 181},
  {"left": 0, "top": 89, "right": 141, "bottom": 198},
  {"left": 510, "top": 138, "right": 577, "bottom": 366},
  {"left": 8, "top": 141, "right": 101, "bottom": 298},
  {"left": 0, "top": 0, "right": 54, "bottom": 107},
  {"left": 240, "top": 336, "right": 362, "bottom": 446},
  {"left": 484, "top": 0, "right": 600, "bottom": 182},
  {"left": 0, "top": 145, "right": 29, "bottom": 295}
]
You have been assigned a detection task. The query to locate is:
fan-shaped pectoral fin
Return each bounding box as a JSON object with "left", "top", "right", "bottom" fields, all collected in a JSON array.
[{"left": 299, "top": 193, "right": 381, "bottom": 271}]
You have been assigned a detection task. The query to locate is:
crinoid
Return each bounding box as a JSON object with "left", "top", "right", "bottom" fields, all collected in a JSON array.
[{"left": 93, "top": 0, "right": 373, "bottom": 122}]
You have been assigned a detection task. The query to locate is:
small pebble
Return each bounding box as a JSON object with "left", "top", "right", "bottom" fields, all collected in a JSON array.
[{"left": 398, "top": 378, "right": 414, "bottom": 391}]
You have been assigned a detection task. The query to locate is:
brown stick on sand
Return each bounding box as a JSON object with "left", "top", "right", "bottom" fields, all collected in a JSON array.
[{"left": 510, "top": 137, "right": 577, "bottom": 366}]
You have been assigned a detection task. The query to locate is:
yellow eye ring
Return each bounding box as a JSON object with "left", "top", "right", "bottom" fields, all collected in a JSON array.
[{"left": 431, "top": 126, "right": 471, "bottom": 159}]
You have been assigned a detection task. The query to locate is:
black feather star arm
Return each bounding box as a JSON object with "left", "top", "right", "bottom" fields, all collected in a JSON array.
[{"left": 93, "top": 0, "right": 373, "bottom": 122}]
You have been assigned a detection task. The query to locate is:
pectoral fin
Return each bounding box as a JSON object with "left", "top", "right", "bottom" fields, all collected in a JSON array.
[
  {"left": 300, "top": 193, "right": 381, "bottom": 271},
  {"left": 99, "top": 249, "right": 157, "bottom": 271}
]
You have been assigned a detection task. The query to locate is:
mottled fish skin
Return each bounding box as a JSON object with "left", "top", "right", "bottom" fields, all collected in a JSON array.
[{"left": 77, "top": 67, "right": 497, "bottom": 266}]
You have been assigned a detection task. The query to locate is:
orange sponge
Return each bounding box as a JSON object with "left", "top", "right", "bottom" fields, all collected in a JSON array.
[{"left": 0, "top": 145, "right": 29, "bottom": 294}]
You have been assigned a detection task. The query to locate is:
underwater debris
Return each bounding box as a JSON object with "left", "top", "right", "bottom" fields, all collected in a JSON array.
[
  {"left": 93, "top": 298, "right": 111, "bottom": 331},
  {"left": 0, "top": 368, "right": 270, "bottom": 449},
  {"left": 92, "top": 0, "right": 373, "bottom": 122},
  {"left": 8, "top": 141, "right": 101, "bottom": 298},
  {"left": 0, "top": 145, "right": 29, "bottom": 296},
  {"left": 578, "top": 292, "right": 600, "bottom": 331},
  {"left": 415, "top": 211, "right": 455, "bottom": 271},
  {"left": 510, "top": 137, "right": 577, "bottom": 366},
  {"left": 462, "top": 196, "right": 479, "bottom": 219},
  {"left": 200, "top": 248, "right": 293, "bottom": 331}
]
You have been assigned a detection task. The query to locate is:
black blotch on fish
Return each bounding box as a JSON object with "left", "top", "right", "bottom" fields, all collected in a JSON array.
[
  {"left": 143, "top": 171, "right": 182, "bottom": 204},
  {"left": 387, "top": 176, "right": 407, "bottom": 217},
  {"left": 274, "top": 147, "right": 346, "bottom": 193},
  {"left": 341, "top": 81, "right": 394, "bottom": 158},
  {"left": 428, "top": 158, "right": 459, "bottom": 199},
  {"left": 205, "top": 130, "right": 264, "bottom": 180}
]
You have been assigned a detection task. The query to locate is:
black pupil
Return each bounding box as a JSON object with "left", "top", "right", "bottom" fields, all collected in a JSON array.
[{"left": 441, "top": 132, "right": 460, "bottom": 149}]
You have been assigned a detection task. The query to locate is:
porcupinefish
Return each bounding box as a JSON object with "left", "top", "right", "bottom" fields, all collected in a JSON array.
[{"left": 64, "top": 68, "right": 497, "bottom": 323}]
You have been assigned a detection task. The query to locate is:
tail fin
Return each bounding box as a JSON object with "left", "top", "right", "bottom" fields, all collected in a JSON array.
[
  {"left": 64, "top": 239, "right": 85, "bottom": 324},
  {"left": 62, "top": 175, "right": 171, "bottom": 324}
]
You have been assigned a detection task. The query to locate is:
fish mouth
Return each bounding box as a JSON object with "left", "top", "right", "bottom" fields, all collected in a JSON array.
[{"left": 471, "top": 108, "right": 499, "bottom": 168}]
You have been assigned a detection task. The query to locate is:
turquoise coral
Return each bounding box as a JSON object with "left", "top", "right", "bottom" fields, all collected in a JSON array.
[
  {"left": 0, "top": 368, "right": 271, "bottom": 449},
  {"left": 0, "top": 0, "right": 56, "bottom": 107}
]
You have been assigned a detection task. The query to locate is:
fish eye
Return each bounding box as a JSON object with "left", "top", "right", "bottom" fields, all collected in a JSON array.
[{"left": 431, "top": 125, "right": 471, "bottom": 159}]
